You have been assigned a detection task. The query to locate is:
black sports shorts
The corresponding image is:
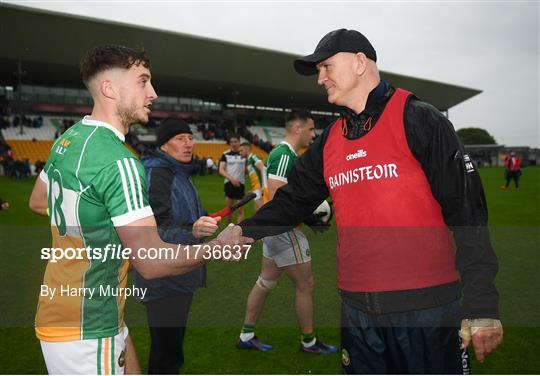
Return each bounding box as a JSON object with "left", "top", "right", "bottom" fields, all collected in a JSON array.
[{"left": 224, "top": 182, "right": 245, "bottom": 199}]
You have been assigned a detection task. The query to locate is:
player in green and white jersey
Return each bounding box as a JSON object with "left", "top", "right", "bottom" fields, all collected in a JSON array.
[
  {"left": 28, "top": 45, "right": 248, "bottom": 374},
  {"left": 239, "top": 142, "right": 268, "bottom": 210},
  {"left": 236, "top": 110, "right": 336, "bottom": 354}
]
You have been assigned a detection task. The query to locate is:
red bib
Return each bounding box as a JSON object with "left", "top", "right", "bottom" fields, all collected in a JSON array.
[{"left": 323, "top": 89, "right": 458, "bottom": 292}]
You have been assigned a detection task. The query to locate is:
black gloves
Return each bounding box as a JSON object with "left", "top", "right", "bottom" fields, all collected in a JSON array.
[{"left": 303, "top": 212, "right": 331, "bottom": 234}]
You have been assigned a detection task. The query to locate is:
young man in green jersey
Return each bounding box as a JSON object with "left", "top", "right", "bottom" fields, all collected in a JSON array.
[
  {"left": 236, "top": 110, "right": 336, "bottom": 354},
  {"left": 239, "top": 142, "right": 268, "bottom": 211},
  {"left": 29, "top": 44, "right": 249, "bottom": 374}
]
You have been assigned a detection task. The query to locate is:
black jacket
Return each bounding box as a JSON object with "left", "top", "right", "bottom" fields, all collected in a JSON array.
[{"left": 241, "top": 81, "right": 499, "bottom": 320}]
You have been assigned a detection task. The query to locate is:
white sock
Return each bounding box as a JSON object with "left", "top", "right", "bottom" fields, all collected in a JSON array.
[
  {"left": 302, "top": 337, "right": 316, "bottom": 347},
  {"left": 240, "top": 332, "right": 255, "bottom": 342}
]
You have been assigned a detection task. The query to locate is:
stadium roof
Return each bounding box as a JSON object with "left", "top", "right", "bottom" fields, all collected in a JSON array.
[{"left": 0, "top": 4, "right": 481, "bottom": 112}]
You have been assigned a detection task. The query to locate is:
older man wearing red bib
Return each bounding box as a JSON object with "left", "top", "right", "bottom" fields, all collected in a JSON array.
[{"left": 240, "top": 29, "right": 502, "bottom": 374}]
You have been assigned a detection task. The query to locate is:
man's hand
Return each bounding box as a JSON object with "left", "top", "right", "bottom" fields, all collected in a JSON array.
[
  {"left": 215, "top": 223, "right": 253, "bottom": 246},
  {"left": 253, "top": 189, "right": 262, "bottom": 201},
  {"left": 212, "top": 224, "right": 254, "bottom": 261},
  {"left": 229, "top": 177, "right": 241, "bottom": 187},
  {"left": 253, "top": 188, "right": 269, "bottom": 203},
  {"left": 192, "top": 216, "right": 220, "bottom": 238},
  {"left": 459, "top": 319, "right": 503, "bottom": 362}
]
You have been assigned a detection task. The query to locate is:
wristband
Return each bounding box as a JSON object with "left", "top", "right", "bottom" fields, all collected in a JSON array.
[{"left": 459, "top": 318, "right": 502, "bottom": 341}]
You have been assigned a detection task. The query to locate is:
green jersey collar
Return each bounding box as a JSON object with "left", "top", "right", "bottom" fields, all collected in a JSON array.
[
  {"left": 82, "top": 116, "right": 125, "bottom": 142},
  {"left": 280, "top": 141, "right": 297, "bottom": 156}
]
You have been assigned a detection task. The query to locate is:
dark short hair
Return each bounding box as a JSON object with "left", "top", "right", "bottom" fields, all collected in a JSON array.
[
  {"left": 285, "top": 109, "right": 313, "bottom": 130},
  {"left": 240, "top": 142, "right": 251, "bottom": 148},
  {"left": 228, "top": 134, "right": 240, "bottom": 143},
  {"left": 80, "top": 44, "right": 150, "bottom": 87}
]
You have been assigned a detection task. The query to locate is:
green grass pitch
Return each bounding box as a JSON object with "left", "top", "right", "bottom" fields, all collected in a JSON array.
[{"left": 0, "top": 166, "right": 538, "bottom": 374}]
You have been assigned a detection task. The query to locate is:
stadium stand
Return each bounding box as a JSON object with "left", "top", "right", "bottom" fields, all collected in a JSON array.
[
  {"left": 247, "top": 126, "right": 322, "bottom": 148},
  {"left": 5, "top": 138, "right": 139, "bottom": 166},
  {"left": 1, "top": 116, "right": 57, "bottom": 165},
  {"left": 1, "top": 115, "right": 142, "bottom": 165},
  {"left": 1, "top": 122, "right": 56, "bottom": 140},
  {"left": 194, "top": 142, "right": 267, "bottom": 164},
  {"left": 6, "top": 140, "right": 53, "bottom": 165},
  {"left": 0, "top": 114, "right": 273, "bottom": 169},
  {"left": 248, "top": 126, "right": 285, "bottom": 146}
]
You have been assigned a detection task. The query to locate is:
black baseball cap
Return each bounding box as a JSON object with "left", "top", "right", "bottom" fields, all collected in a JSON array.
[
  {"left": 294, "top": 29, "right": 377, "bottom": 76},
  {"left": 156, "top": 117, "right": 192, "bottom": 147}
]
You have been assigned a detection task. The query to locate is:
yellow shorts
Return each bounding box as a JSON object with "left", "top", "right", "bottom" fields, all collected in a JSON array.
[{"left": 249, "top": 171, "right": 261, "bottom": 190}]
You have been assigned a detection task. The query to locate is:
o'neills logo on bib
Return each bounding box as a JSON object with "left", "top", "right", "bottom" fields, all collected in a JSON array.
[
  {"left": 345, "top": 149, "right": 367, "bottom": 160},
  {"left": 328, "top": 163, "right": 398, "bottom": 190}
]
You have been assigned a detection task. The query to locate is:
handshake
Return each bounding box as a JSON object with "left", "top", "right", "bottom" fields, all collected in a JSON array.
[
  {"left": 192, "top": 216, "right": 254, "bottom": 262},
  {"left": 212, "top": 223, "right": 254, "bottom": 261}
]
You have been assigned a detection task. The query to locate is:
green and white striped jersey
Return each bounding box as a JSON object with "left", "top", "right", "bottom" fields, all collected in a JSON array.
[
  {"left": 265, "top": 141, "right": 298, "bottom": 183},
  {"left": 36, "top": 116, "right": 153, "bottom": 342}
]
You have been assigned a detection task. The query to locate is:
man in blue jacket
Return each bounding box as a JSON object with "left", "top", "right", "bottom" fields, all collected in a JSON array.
[{"left": 134, "top": 117, "right": 220, "bottom": 374}]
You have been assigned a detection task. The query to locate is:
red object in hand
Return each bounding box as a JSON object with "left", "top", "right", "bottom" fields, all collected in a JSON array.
[
  {"left": 209, "top": 207, "right": 232, "bottom": 220},
  {"left": 209, "top": 192, "right": 257, "bottom": 221}
]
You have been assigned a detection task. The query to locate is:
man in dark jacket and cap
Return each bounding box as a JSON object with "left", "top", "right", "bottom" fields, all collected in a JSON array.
[
  {"left": 134, "top": 117, "right": 220, "bottom": 374},
  {"left": 241, "top": 29, "right": 502, "bottom": 374}
]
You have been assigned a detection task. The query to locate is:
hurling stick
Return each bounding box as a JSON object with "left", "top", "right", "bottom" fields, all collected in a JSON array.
[
  {"left": 232, "top": 192, "right": 257, "bottom": 210},
  {"left": 209, "top": 192, "right": 257, "bottom": 220}
]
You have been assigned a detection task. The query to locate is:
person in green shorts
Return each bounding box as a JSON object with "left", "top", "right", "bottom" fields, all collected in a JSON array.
[{"left": 239, "top": 142, "right": 268, "bottom": 211}]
